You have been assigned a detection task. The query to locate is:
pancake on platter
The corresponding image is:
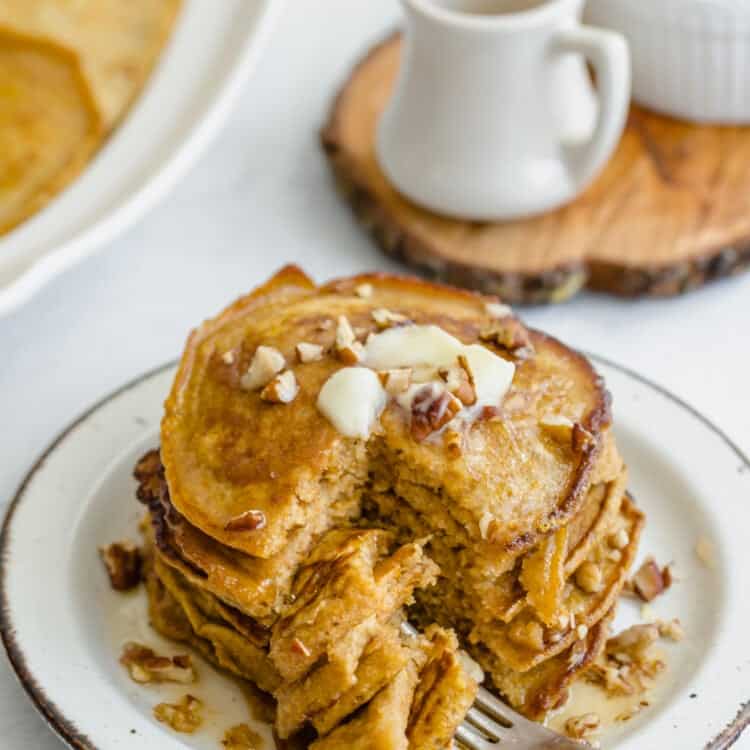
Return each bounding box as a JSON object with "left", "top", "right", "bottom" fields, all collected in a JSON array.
[
  {"left": 0, "top": 0, "right": 182, "bottom": 129},
  {"left": 0, "top": 0, "right": 181, "bottom": 235},
  {"left": 0, "top": 29, "right": 101, "bottom": 235},
  {"left": 128, "top": 267, "right": 646, "bottom": 747}
]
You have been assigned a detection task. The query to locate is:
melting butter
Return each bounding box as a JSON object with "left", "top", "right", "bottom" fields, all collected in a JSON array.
[
  {"left": 317, "top": 325, "right": 516, "bottom": 438},
  {"left": 317, "top": 367, "right": 387, "bottom": 438}
]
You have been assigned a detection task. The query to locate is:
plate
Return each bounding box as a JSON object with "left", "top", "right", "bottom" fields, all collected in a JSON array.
[
  {"left": 0, "top": 0, "right": 284, "bottom": 318},
  {"left": 1, "top": 357, "right": 749, "bottom": 749}
]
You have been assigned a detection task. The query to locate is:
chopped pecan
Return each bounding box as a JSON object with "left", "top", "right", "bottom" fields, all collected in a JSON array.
[
  {"left": 587, "top": 622, "right": 666, "bottom": 698},
  {"left": 338, "top": 342, "right": 364, "bottom": 364},
  {"left": 606, "top": 623, "right": 659, "bottom": 659},
  {"left": 120, "top": 642, "right": 196, "bottom": 684},
  {"left": 295, "top": 342, "right": 324, "bottom": 363},
  {"left": 656, "top": 618, "right": 684, "bottom": 642},
  {"left": 225, "top": 509, "right": 267, "bottom": 532},
  {"left": 440, "top": 355, "right": 476, "bottom": 406},
  {"left": 479, "top": 318, "right": 533, "bottom": 357},
  {"left": 260, "top": 370, "right": 299, "bottom": 403},
  {"left": 334, "top": 315, "right": 364, "bottom": 363},
  {"left": 99, "top": 541, "right": 142, "bottom": 591},
  {"left": 379, "top": 368, "right": 412, "bottom": 395},
  {"left": 371, "top": 307, "right": 409, "bottom": 328},
  {"left": 410, "top": 384, "right": 461, "bottom": 441},
  {"left": 222, "top": 723, "right": 263, "bottom": 749},
  {"left": 484, "top": 301, "right": 513, "bottom": 319},
  {"left": 153, "top": 694, "right": 203, "bottom": 734},
  {"left": 240, "top": 346, "right": 285, "bottom": 390},
  {"left": 565, "top": 712, "right": 600, "bottom": 740},
  {"left": 630, "top": 557, "right": 672, "bottom": 602}
]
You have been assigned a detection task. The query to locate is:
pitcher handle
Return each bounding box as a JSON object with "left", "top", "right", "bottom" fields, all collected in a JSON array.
[{"left": 553, "top": 26, "right": 630, "bottom": 191}]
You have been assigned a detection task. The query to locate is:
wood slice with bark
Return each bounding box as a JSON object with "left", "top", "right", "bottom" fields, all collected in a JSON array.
[{"left": 321, "top": 33, "right": 750, "bottom": 304}]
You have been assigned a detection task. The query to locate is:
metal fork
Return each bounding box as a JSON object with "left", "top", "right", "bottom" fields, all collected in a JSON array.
[{"left": 401, "top": 623, "right": 590, "bottom": 749}]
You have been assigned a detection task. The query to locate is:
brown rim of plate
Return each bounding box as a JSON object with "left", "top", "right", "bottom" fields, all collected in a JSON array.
[{"left": 0, "top": 356, "right": 748, "bottom": 750}]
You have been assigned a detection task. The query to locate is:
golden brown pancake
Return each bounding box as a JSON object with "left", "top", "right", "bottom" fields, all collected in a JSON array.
[
  {"left": 161, "top": 267, "right": 610, "bottom": 560},
  {"left": 0, "top": 0, "right": 182, "bottom": 129},
  {"left": 0, "top": 30, "right": 101, "bottom": 235},
  {"left": 0, "top": 0, "right": 181, "bottom": 235}
]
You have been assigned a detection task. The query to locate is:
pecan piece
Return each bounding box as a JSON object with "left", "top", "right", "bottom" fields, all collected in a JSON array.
[
  {"left": 225, "top": 509, "right": 267, "bottom": 532},
  {"left": 479, "top": 318, "right": 533, "bottom": 357},
  {"left": 379, "top": 368, "right": 412, "bottom": 395},
  {"left": 120, "top": 642, "right": 196, "bottom": 684},
  {"left": 410, "top": 384, "right": 461, "bottom": 441},
  {"left": 565, "top": 713, "right": 600, "bottom": 740},
  {"left": 99, "top": 541, "right": 142, "bottom": 591},
  {"left": 260, "top": 370, "right": 299, "bottom": 403},
  {"left": 440, "top": 355, "right": 476, "bottom": 406},
  {"left": 295, "top": 342, "right": 324, "bottom": 363},
  {"left": 630, "top": 557, "right": 672, "bottom": 602},
  {"left": 222, "top": 723, "right": 264, "bottom": 749},
  {"left": 240, "top": 346, "right": 285, "bottom": 390},
  {"left": 153, "top": 694, "right": 203, "bottom": 734},
  {"left": 484, "top": 301, "right": 513, "bottom": 319},
  {"left": 371, "top": 307, "right": 409, "bottom": 328},
  {"left": 334, "top": 315, "right": 364, "bottom": 363}
]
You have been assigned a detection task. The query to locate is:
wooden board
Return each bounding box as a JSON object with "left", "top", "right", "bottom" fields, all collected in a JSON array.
[{"left": 321, "top": 34, "right": 750, "bottom": 304}]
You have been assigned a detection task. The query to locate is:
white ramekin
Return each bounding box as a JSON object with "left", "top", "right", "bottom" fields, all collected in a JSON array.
[{"left": 585, "top": 0, "right": 750, "bottom": 123}]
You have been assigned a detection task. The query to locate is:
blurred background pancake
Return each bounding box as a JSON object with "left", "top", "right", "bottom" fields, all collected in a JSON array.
[{"left": 0, "top": 0, "right": 181, "bottom": 236}]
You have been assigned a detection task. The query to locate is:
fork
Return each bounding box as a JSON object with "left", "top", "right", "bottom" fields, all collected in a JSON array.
[{"left": 401, "top": 623, "right": 590, "bottom": 749}]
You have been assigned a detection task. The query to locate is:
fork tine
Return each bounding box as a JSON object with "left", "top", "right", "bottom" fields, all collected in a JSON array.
[
  {"left": 400, "top": 622, "right": 590, "bottom": 749},
  {"left": 455, "top": 722, "right": 499, "bottom": 749},
  {"left": 466, "top": 707, "right": 510, "bottom": 741},
  {"left": 474, "top": 685, "right": 518, "bottom": 726}
]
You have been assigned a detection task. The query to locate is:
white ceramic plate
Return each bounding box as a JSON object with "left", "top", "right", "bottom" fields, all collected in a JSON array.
[
  {"left": 1, "top": 358, "right": 749, "bottom": 749},
  {"left": 0, "top": 0, "right": 283, "bottom": 318}
]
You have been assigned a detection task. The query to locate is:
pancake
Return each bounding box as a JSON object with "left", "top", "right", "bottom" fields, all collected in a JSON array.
[
  {"left": 135, "top": 268, "right": 645, "bottom": 746},
  {"left": 0, "top": 29, "right": 101, "bottom": 235},
  {"left": 161, "top": 266, "right": 610, "bottom": 560},
  {"left": 0, "top": 0, "right": 182, "bottom": 130},
  {"left": 0, "top": 0, "right": 181, "bottom": 235}
]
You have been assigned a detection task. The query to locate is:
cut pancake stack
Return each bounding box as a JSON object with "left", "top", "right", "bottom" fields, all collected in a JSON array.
[{"left": 137, "top": 267, "right": 643, "bottom": 747}]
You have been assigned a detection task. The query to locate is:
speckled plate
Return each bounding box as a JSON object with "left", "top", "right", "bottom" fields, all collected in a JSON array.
[{"left": 1, "top": 358, "right": 749, "bottom": 749}]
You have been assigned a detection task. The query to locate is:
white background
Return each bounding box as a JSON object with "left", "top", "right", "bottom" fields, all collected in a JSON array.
[{"left": 1, "top": 1, "right": 748, "bottom": 747}]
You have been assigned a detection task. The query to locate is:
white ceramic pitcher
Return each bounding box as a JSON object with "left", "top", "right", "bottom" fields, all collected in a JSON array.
[{"left": 376, "top": 0, "right": 630, "bottom": 221}]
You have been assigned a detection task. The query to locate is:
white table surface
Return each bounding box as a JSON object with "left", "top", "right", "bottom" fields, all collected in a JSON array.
[{"left": 1, "top": 1, "right": 749, "bottom": 748}]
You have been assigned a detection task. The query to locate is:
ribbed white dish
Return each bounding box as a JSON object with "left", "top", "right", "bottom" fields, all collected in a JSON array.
[
  {"left": 585, "top": 0, "right": 750, "bottom": 123},
  {"left": 0, "top": 0, "right": 284, "bottom": 318}
]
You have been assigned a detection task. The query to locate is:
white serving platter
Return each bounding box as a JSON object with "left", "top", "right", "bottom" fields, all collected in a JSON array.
[
  {"left": 0, "top": 0, "right": 284, "bottom": 318},
  {"left": 1, "top": 357, "right": 749, "bottom": 749}
]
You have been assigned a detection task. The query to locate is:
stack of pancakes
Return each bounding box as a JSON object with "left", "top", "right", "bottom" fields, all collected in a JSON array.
[{"left": 138, "top": 267, "right": 643, "bottom": 747}]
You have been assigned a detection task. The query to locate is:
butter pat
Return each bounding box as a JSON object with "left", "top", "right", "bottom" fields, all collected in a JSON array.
[
  {"left": 364, "top": 325, "right": 462, "bottom": 370},
  {"left": 317, "top": 367, "right": 387, "bottom": 438},
  {"left": 365, "top": 325, "right": 515, "bottom": 414},
  {"left": 462, "top": 344, "right": 515, "bottom": 408}
]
